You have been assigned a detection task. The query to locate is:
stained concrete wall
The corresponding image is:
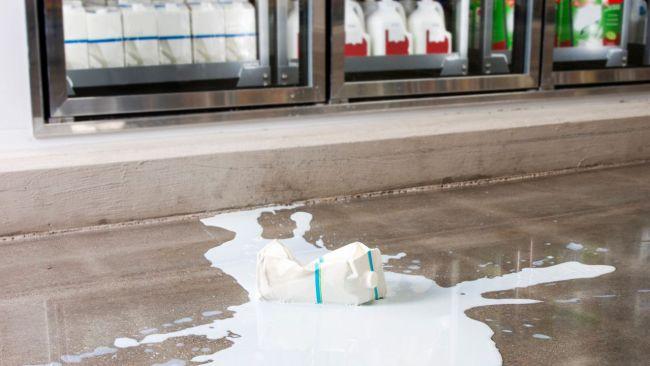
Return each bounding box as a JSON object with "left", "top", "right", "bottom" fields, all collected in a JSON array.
[{"left": 2, "top": 91, "right": 650, "bottom": 236}]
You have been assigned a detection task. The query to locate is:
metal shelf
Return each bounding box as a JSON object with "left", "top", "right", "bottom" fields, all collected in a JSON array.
[
  {"left": 344, "top": 54, "right": 468, "bottom": 76},
  {"left": 67, "top": 61, "right": 271, "bottom": 89},
  {"left": 553, "top": 46, "right": 628, "bottom": 67}
]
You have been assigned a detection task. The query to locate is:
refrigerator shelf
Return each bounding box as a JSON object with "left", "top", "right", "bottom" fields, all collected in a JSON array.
[
  {"left": 66, "top": 61, "right": 271, "bottom": 89},
  {"left": 344, "top": 53, "right": 469, "bottom": 76},
  {"left": 553, "top": 46, "right": 628, "bottom": 67}
]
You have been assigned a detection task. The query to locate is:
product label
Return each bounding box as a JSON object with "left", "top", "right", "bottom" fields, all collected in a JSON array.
[{"left": 602, "top": 0, "right": 623, "bottom": 46}]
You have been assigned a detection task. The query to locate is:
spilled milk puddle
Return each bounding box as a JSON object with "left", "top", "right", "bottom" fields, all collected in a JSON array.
[{"left": 65, "top": 206, "right": 616, "bottom": 365}]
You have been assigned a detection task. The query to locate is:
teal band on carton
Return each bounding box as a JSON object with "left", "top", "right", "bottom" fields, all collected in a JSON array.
[
  {"left": 367, "top": 251, "right": 379, "bottom": 300},
  {"left": 315, "top": 257, "right": 324, "bottom": 304}
]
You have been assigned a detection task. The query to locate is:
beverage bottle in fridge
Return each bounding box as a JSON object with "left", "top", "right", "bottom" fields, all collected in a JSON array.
[
  {"left": 572, "top": 0, "right": 603, "bottom": 48},
  {"left": 225, "top": 0, "right": 258, "bottom": 62},
  {"left": 63, "top": 0, "right": 89, "bottom": 70},
  {"left": 601, "top": 0, "right": 624, "bottom": 46},
  {"left": 345, "top": 0, "right": 371, "bottom": 56},
  {"left": 122, "top": 3, "right": 159, "bottom": 66},
  {"left": 555, "top": 0, "right": 573, "bottom": 47},
  {"left": 156, "top": 2, "right": 192, "bottom": 65},
  {"left": 287, "top": 0, "right": 300, "bottom": 60},
  {"left": 505, "top": 0, "right": 515, "bottom": 50},
  {"left": 367, "top": 0, "right": 412, "bottom": 55},
  {"left": 86, "top": 6, "right": 125, "bottom": 68},
  {"left": 491, "top": 0, "right": 508, "bottom": 50},
  {"left": 408, "top": 0, "right": 452, "bottom": 54},
  {"left": 190, "top": 1, "right": 226, "bottom": 63}
]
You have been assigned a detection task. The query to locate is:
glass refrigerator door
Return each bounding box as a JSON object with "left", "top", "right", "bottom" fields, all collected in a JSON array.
[
  {"left": 331, "top": 0, "right": 542, "bottom": 101},
  {"left": 41, "top": 0, "right": 324, "bottom": 120},
  {"left": 549, "top": 0, "right": 650, "bottom": 86}
]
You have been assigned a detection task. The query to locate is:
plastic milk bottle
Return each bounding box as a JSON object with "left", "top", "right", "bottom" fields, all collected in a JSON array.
[
  {"left": 367, "top": 0, "right": 412, "bottom": 55},
  {"left": 408, "top": 0, "right": 452, "bottom": 54},
  {"left": 345, "top": 0, "right": 371, "bottom": 56}
]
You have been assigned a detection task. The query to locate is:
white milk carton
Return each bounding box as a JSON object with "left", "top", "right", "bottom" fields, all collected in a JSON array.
[
  {"left": 122, "top": 3, "right": 159, "bottom": 66},
  {"left": 190, "top": 1, "right": 227, "bottom": 63},
  {"left": 224, "top": 0, "right": 258, "bottom": 62},
  {"left": 63, "top": 1, "right": 89, "bottom": 70},
  {"left": 287, "top": 0, "right": 300, "bottom": 60},
  {"left": 408, "top": 0, "right": 452, "bottom": 55},
  {"left": 257, "top": 240, "right": 387, "bottom": 305},
  {"left": 86, "top": 6, "right": 125, "bottom": 68},
  {"left": 156, "top": 2, "right": 193, "bottom": 65}
]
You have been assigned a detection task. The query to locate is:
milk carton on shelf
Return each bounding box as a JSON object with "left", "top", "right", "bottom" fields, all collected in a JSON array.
[
  {"left": 122, "top": 3, "right": 159, "bottom": 66},
  {"left": 408, "top": 0, "right": 452, "bottom": 55},
  {"left": 287, "top": 0, "right": 300, "bottom": 60},
  {"left": 367, "top": 0, "right": 412, "bottom": 55},
  {"left": 224, "top": 0, "right": 258, "bottom": 62},
  {"left": 86, "top": 6, "right": 125, "bottom": 68},
  {"left": 156, "top": 2, "right": 193, "bottom": 65},
  {"left": 63, "top": 1, "right": 89, "bottom": 70},
  {"left": 191, "top": 1, "right": 226, "bottom": 63}
]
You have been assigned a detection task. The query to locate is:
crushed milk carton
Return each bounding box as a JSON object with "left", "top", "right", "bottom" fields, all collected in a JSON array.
[
  {"left": 190, "top": 1, "right": 226, "bottom": 63},
  {"left": 224, "top": 0, "right": 258, "bottom": 62},
  {"left": 257, "top": 240, "right": 387, "bottom": 305},
  {"left": 63, "top": 0, "right": 89, "bottom": 70},
  {"left": 156, "top": 2, "right": 193, "bottom": 64},
  {"left": 122, "top": 3, "right": 159, "bottom": 66},
  {"left": 86, "top": 6, "right": 125, "bottom": 68}
]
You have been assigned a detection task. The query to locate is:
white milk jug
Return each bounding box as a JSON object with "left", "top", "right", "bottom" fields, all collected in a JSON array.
[
  {"left": 345, "top": 0, "right": 371, "bottom": 56},
  {"left": 224, "top": 0, "right": 258, "bottom": 62},
  {"left": 86, "top": 6, "right": 125, "bottom": 68},
  {"left": 156, "top": 2, "right": 193, "bottom": 65},
  {"left": 63, "top": 1, "right": 89, "bottom": 70},
  {"left": 408, "top": 0, "right": 452, "bottom": 55},
  {"left": 287, "top": 0, "right": 300, "bottom": 60},
  {"left": 191, "top": 1, "right": 226, "bottom": 63},
  {"left": 122, "top": 3, "right": 159, "bottom": 66},
  {"left": 367, "top": 0, "right": 412, "bottom": 55}
]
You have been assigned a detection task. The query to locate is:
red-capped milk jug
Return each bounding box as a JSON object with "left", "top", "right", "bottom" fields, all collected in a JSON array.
[
  {"left": 408, "top": 0, "right": 452, "bottom": 54},
  {"left": 367, "top": 0, "right": 412, "bottom": 55},
  {"left": 345, "top": 0, "right": 371, "bottom": 56}
]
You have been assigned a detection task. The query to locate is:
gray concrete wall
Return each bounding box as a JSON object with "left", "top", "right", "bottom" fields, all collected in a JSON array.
[{"left": 2, "top": 91, "right": 650, "bottom": 236}]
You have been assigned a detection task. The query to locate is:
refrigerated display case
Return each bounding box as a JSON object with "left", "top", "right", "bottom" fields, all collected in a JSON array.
[
  {"left": 330, "top": 0, "right": 543, "bottom": 101},
  {"left": 545, "top": 0, "right": 650, "bottom": 86},
  {"left": 29, "top": 0, "right": 324, "bottom": 122}
]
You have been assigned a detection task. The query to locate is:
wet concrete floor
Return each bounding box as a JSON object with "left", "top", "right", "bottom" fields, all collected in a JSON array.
[{"left": 1, "top": 164, "right": 649, "bottom": 365}]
